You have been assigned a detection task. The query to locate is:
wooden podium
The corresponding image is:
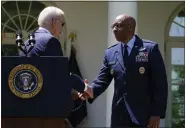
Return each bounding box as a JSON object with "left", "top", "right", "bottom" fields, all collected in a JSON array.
[
  {"left": 1, "top": 118, "right": 66, "bottom": 128},
  {"left": 1, "top": 57, "right": 74, "bottom": 128}
]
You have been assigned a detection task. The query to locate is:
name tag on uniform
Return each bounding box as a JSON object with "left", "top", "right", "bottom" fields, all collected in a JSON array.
[
  {"left": 138, "top": 47, "right": 146, "bottom": 52},
  {"left": 136, "top": 52, "right": 148, "bottom": 62}
]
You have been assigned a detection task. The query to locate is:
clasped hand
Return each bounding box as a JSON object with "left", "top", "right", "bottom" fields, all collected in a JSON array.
[{"left": 77, "top": 79, "right": 93, "bottom": 100}]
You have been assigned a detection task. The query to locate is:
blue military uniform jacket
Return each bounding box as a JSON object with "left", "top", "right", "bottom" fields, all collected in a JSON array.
[
  {"left": 89, "top": 35, "right": 168, "bottom": 126},
  {"left": 19, "top": 28, "right": 85, "bottom": 93}
]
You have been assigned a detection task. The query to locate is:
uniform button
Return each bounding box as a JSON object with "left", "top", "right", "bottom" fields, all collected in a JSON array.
[{"left": 123, "top": 93, "right": 127, "bottom": 97}]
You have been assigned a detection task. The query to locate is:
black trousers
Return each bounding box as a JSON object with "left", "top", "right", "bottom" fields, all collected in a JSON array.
[
  {"left": 111, "top": 113, "right": 142, "bottom": 128},
  {"left": 111, "top": 102, "right": 143, "bottom": 128}
]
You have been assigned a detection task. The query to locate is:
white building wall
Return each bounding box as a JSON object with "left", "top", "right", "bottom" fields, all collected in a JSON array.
[
  {"left": 55, "top": 2, "right": 109, "bottom": 127},
  {"left": 138, "top": 1, "right": 182, "bottom": 57}
]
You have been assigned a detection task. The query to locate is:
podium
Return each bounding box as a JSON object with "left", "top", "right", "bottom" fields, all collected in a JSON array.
[{"left": 2, "top": 56, "right": 73, "bottom": 128}]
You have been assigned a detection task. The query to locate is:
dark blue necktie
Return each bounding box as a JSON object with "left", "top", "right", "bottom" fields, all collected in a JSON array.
[
  {"left": 123, "top": 44, "right": 140, "bottom": 124},
  {"left": 123, "top": 44, "right": 128, "bottom": 67}
]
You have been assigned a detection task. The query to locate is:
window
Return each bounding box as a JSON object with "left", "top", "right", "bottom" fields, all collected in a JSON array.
[
  {"left": 1, "top": 1, "right": 68, "bottom": 56},
  {"left": 167, "top": 6, "right": 185, "bottom": 128},
  {"left": 169, "top": 9, "right": 185, "bottom": 37},
  {"left": 2, "top": 1, "right": 45, "bottom": 37},
  {"left": 1, "top": 1, "right": 46, "bottom": 55},
  {"left": 171, "top": 48, "right": 185, "bottom": 127}
]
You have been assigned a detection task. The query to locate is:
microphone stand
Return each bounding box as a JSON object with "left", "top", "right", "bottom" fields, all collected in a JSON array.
[{"left": 15, "top": 32, "right": 35, "bottom": 57}]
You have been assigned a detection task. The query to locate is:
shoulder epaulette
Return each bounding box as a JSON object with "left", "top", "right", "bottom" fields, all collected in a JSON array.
[
  {"left": 107, "top": 43, "right": 118, "bottom": 49},
  {"left": 142, "top": 39, "right": 155, "bottom": 44}
]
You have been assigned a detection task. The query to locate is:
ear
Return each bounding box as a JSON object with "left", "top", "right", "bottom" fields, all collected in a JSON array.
[
  {"left": 52, "top": 18, "right": 56, "bottom": 28},
  {"left": 128, "top": 24, "right": 134, "bottom": 32},
  {"left": 128, "top": 24, "right": 133, "bottom": 31}
]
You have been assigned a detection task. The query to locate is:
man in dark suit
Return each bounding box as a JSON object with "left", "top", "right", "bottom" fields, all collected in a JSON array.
[
  {"left": 19, "top": 7, "right": 64, "bottom": 57},
  {"left": 18, "top": 6, "right": 85, "bottom": 128},
  {"left": 83, "top": 14, "right": 168, "bottom": 128},
  {"left": 19, "top": 6, "right": 84, "bottom": 93}
]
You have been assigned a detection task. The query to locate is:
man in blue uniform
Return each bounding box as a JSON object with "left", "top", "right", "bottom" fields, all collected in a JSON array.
[{"left": 83, "top": 14, "right": 168, "bottom": 128}]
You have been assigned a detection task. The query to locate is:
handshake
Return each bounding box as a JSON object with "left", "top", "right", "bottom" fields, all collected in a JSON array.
[
  {"left": 70, "top": 74, "right": 93, "bottom": 100},
  {"left": 77, "top": 79, "right": 93, "bottom": 101}
]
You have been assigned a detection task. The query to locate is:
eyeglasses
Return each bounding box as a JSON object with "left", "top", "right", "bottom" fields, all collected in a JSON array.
[
  {"left": 61, "top": 22, "right": 65, "bottom": 27},
  {"left": 52, "top": 18, "right": 65, "bottom": 27}
]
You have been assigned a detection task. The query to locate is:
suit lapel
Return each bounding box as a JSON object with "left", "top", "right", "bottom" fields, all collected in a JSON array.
[{"left": 115, "top": 43, "right": 125, "bottom": 70}]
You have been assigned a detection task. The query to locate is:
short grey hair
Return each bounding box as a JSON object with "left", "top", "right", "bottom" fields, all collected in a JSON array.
[{"left": 38, "top": 6, "right": 65, "bottom": 27}]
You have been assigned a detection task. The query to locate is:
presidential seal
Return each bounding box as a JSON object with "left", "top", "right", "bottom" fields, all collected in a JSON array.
[{"left": 8, "top": 64, "right": 43, "bottom": 99}]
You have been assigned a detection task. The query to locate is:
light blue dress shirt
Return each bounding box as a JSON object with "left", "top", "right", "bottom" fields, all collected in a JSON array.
[{"left": 120, "top": 35, "right": 136, "bottom": 55}]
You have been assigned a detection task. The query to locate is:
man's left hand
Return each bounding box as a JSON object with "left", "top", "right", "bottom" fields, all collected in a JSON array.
[
  {"left": 147, "top": 116, "right": 160, "bottom": 128},
  {"left": 71, "top": 89, "right": 80, "bottom": 100}
]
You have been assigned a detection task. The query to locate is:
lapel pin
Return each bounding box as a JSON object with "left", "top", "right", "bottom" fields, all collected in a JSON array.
[{"left": 139, "top": 67, "right": 145, "bottom": 74}]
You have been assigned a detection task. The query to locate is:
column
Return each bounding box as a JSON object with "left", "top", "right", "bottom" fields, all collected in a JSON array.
[{"left": 106, "top": 1, "right": 138, "bottom": 127}]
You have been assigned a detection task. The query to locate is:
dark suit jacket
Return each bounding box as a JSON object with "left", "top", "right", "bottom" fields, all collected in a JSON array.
[
  {"left": 19, "top": 29, "right": 85, "bottom": 93},
  {"left": 19, "top": 29, "right": 63, "bottom": 57},
  {"left": 89, "top": 35, "right": 168, "bottom": 126}
]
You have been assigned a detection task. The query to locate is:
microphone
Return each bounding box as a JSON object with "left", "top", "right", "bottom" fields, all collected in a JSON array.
[
  {"left": 15, "top": 31, "right": 23, "bottom": 47},
  {"left": 28, "top": 33, "right": 36, "bottom": 47},
  {"left": 15, "top": 30, "right": 27, "bottom": 55},
  {"left": 27, "top": 33, "right": 36, "bottom": 53}
]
